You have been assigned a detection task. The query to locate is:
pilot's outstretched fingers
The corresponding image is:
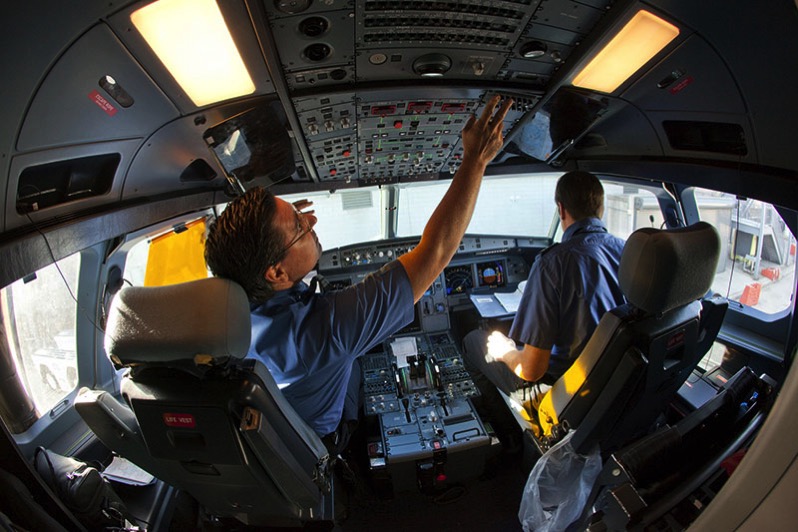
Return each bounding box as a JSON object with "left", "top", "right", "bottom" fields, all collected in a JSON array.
[{"left": 462, "top": 95, "right": 514, "bottom": 165}]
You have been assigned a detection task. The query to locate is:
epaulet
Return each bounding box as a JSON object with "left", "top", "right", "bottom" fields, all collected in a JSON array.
[{"left": 538, "top": 243, "right": 559, "bottom": 257}]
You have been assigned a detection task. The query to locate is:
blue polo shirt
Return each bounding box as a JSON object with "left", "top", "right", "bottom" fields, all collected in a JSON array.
[
  {"left": 509, "top": 218, "right": 625, "bottom": 379},
  {"left": 249, "top": 260, "right": 414, "bottom": 436}
]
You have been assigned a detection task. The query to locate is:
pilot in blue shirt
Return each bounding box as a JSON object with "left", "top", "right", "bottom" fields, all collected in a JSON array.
[
  {"left": 249, "top": 261, "right": 413, "bottom": 437},
  {"left": 463, "top": 171, "right": 625, "bottom": 450},
  {"left": 204, "top": 96, "right": 514, "bottom": 451},
  {"left": 509, "top": 216, "right": 625, "bottom": 380}
]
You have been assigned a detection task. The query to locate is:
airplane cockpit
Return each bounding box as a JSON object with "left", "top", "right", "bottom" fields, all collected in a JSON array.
[{"left": 2, "top": 0, "right": 798, "bottom": 530}]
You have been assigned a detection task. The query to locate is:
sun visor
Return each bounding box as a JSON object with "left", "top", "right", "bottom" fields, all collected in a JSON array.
[
  {"left": 203, "top": 103, "right": 295, "bottom": 191},
  {"left": 510, "top": 87, "right": 611, "bottom": 163}
]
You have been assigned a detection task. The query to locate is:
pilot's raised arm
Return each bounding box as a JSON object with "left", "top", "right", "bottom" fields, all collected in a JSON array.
[
  {"left": 203, "top": 95, "right": 512, "bottom": 457},
  {"left": 398, "top": 95, "right": 513, "bottom": 302}
]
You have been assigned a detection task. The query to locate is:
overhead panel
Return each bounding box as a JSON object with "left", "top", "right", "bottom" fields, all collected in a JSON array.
[
  {"left": 354, "top": 0, "right": 537, "bottom": 82},
  {"left": 271, "top": 9, "right": 357, "bottom": 90},
  {"left": 257, "top": 0, "right": 612, "bottom": 185},
  {"left": 354, "top": 94, "right": 479, "bottom": 184}
]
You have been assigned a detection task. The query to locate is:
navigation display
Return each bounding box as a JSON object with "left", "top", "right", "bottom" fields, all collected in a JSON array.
[{"left": 444, "top": 265, "right": 474, "bottom": 295}]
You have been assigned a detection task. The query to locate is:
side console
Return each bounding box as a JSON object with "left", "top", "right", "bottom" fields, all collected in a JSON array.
[{"left": 360, "top": 332, "right": 489, "bottom": 494}]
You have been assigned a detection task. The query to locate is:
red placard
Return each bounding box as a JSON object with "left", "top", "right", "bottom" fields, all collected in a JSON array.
[
  {"left": 88, "top": 90, "right": 117, "bottom": 116},
  {"left": 163, "top": 413, "right": 196, "bottom": 428}
]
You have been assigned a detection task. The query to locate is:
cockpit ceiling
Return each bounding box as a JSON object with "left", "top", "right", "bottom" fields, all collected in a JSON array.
[
  {"left": 5, "top": 0, "right": 798, "bottom": 232},
  {"left": 151, "top": 0, "right": 620, "bottom": 187},
  {"left": 242, "top": 0, "right": 622, "bottom": 186}
]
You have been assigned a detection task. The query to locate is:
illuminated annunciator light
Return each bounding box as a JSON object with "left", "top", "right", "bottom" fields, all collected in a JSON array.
[
  {"left": 572, "top": 10, "right": 680, "bottom": 94},
  {"left": 131, "top": 0, "right": 255, "bottom": 107}
]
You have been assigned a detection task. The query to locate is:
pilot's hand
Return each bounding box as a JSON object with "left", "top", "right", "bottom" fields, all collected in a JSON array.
[
  {"left": 461, "top": 95, "right": 514, "bottom": 166},
  {"left": 486, "top": 330, "right": 517, "bottom": 362},
  {"left": 292, "top": 199, "right": 315, "bottom": 215}
]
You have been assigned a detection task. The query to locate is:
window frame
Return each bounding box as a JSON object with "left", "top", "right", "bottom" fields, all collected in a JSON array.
[{"left": 678, "top": 185, "right": 797, "bottom": 361}]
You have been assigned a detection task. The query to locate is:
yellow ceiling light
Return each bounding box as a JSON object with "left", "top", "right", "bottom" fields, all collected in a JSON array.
[
  {"left": 572, "top": 10, "right": 680, "bottom": 94},
  {"left": 131, "top": 0, "right": 255, "bottom": 107}
]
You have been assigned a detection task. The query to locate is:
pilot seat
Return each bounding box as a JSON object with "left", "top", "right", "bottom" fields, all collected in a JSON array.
[
  {"left": 75, "top": 277, "right": 335, "bottom": 528},
  {"left": 530, "top": 221, "right": 728, "bottom": 457}
]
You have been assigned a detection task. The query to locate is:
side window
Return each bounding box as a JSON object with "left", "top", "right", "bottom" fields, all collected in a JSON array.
[
  {"left": 602, "top": 183, "right": 665, "bottom": 240},
  {"left": 0, "top": 254, "right": 80, "bottom": 414},
  {"left": 692, "top": 188, "right": 796, "bottom": 315},
  {"left": 124, "top": 219, "right": 209, "bottom": 286}
]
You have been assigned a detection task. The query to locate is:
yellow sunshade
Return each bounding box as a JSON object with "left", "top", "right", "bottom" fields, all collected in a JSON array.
[{"left": 144, "top": 219, "right": 209, "bottom": 286}]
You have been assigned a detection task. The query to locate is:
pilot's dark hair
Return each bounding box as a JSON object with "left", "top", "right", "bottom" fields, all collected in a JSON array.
[
  {"left": 554, "top": 171, "right": 604, "bottom": 221},
  {"left": 204, "top": 187, "right": 284, "bottom": 302}
]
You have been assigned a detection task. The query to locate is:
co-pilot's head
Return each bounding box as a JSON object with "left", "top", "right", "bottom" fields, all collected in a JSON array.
[{"left": 554, "top": 171, "right": 605, "bottom": 225}]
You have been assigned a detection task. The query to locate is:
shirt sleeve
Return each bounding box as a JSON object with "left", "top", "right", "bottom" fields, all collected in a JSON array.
[
  {"left": 509, "top": 254, "right": 560, "bottom": 350},
  {"left": 324, "top": 260, "right": 415, "bottom": 360}
]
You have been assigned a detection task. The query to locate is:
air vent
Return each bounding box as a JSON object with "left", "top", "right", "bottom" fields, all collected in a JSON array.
[
  {"left": 299, "top": 16, "right": 329, "bottom": 37},
  {"left": 363, "top": 32, "right": 509, "bottom": 46},
  {"left": 364, "top": 1, "right": 531, "bottom": 18},
  {"left": 365, "top": 18, "right": 515, "bottom": 33},
  {"left": 341, "top": 190, "right": 374, "bottom": 210},
  {"left": 17, "top": 153, "right": 119, "bottom": 213},
  {"left": 663, "top": 121, "right": 747, "bottom": 155},
  {"left": 303, "top": 43, "right": 332, "bottom": 62}
]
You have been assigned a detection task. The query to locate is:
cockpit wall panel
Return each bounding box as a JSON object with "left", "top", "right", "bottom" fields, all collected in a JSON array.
[
  {"left": 645, "top": 0, "right": 798, "bottom": 174},
  {"left": 5, "top": 140, "right": 140, "bottom": 233},
  {"left": 568, "top": 104, "right": 665, "bottom": 160},
  {"left": 17, "top": 24, "right": 179, "bottom": 152},
  {"left": 618, "top": 34, "right": 755, "bottom": 164},
  {"left": 121, "top": 98, "right": 289, "bottom": 200},
  {"left": 621, "top": 35, "right": 746, "bottom": 115}
]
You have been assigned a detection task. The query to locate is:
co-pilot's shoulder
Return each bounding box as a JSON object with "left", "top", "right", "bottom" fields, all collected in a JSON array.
[{"left": 537, "top": 242, "right": 560, "bottom": 257}]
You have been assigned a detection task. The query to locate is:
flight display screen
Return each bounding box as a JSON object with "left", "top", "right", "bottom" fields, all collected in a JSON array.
[
  {"left": 476, "top": 260, "right": 506, "bottom": 288},
  {"left": 444, "top": 265, "right": 474, "bottom": 295}
]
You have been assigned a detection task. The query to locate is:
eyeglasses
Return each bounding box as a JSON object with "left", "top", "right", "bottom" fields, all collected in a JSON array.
[{"left": 272, "top": 206, "right": 312, "bottom": 264}]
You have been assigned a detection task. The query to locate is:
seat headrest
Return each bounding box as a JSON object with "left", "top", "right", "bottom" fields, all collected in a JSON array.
[
  {"left": 619, "top": 222, "right": 721, "bottom": 314},
  {"left": 104, "top": 277, "right": 251, "bottom": 368}
]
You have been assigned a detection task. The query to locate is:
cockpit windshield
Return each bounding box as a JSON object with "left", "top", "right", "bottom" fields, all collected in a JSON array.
[
  {"left": 397, "top": 174, "right": 561, "bottom": 238},
  {"left": 280, "top": 174, "right": 562, "bottom": 249},
  {"left": 278, "top": 174, "right": 673, "bottom": 250}
]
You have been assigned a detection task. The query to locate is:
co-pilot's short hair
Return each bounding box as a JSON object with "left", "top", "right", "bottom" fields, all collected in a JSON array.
[{"left": 554, "top": 171, "right": 604, "bottom": 220}]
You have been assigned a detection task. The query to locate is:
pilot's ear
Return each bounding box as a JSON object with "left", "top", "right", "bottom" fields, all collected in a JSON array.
[
  {"left": 264, "top": 263, "right": 289, "bottom": 285},
  {"left": 557, "top": 202, "right": 566, "bottom": 220}
]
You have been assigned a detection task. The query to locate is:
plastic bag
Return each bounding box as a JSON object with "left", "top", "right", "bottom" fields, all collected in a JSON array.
[{"left": 519, "top": 431, "right": 602, "bottom": 532}]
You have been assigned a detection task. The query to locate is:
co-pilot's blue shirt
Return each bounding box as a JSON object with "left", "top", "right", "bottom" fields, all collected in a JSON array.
[
  {"left": 249, "top": 260, "right": 414, "bottom": 437},
  {"left": 509, "top": 218, "right": 625, "bottom": 379}
]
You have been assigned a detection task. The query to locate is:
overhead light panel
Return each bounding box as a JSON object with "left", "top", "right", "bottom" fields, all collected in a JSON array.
[
  {"left": 572, "top": 10, "right": 679, "bottom": 94},
  {"left": 131, "top": 0, "right": 255, "bottom": 107}
]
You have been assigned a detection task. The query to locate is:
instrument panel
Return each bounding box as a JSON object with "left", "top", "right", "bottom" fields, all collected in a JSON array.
[
  {"left": 253, "top": 0, "right": 607, "bottom": 185},
  {"left": 361, "top": 331, "right": 489, "bottom": 491},
  {"left": 318, "top": 235, "right": 539, "bottom": 324}
]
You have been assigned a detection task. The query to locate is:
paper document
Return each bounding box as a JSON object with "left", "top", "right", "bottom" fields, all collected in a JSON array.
[
  {"left": 494, "top": 281, "right": 527, "bottom": 313},
  {"left": 391, "top": 337, "right": 418, "bottom": 367},
  {"left": 102, "top": 456, "right": 155, "bottom": 486},
  {"left": 494, "top": 291, "right": 522, "bottom": 313}
]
